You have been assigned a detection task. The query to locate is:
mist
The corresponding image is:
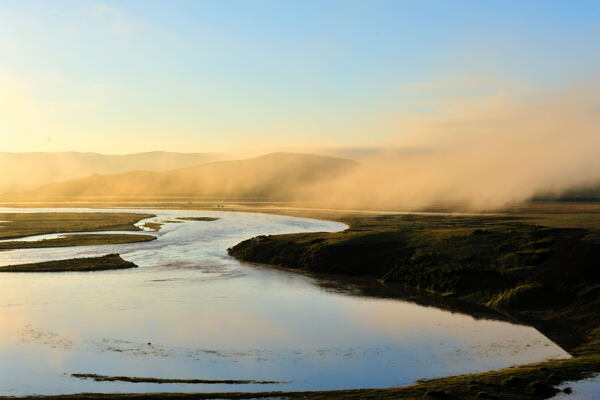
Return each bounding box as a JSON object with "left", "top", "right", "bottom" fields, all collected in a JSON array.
[
  {"left": 4, "top": 86, "right": 600, "bottom": 212},
  {"left": 304, "top": 86, "right": 600, "bottom": 211}
]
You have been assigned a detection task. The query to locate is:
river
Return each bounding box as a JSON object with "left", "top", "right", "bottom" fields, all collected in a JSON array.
[{"left": 0, "top": 208, "right": 570, "bottom": 395}]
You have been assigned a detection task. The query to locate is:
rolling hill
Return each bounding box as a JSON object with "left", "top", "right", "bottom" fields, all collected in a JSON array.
[
  {"left": 27, "top": 153, "right": 358, "bottom": 200},
  {"left": 0, "top": 151, "right": 224, "bottom": 193}
]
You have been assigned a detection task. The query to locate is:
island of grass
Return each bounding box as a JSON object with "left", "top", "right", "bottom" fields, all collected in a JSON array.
[
  {"left": 0, "top": 254, "right": 137, "bottom": 272},
  {"left": 140, "top": 222, "right": 164, "bottom": 231},
  {"left": 0, "top": 212, "right": 155, "bottom": 239},
  {"left": 178, "top": 216, "right": 219, "bottom": 221},
  {"left": 71, "top": 373, "right": 285, "bottom": 385},
  {"left": 0, "top": 233, "right": 155, "bottom": 250},
  {"left": 0, "top": 212, "right": 156, "bottom": 249}
]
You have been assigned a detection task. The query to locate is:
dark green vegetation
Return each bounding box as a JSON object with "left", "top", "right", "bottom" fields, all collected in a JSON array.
[
  {"left": 72, "top": 374, "right": 284, "bottom": 385},
  {"left": 0, "top": 254, "right": 137, "bottom": 272},
  {"left": 0, "top": 212, "right": 154, "bottom": 240},
  {"left": 0, "top": 233, "right": 155, "bottom": 250},
  {"left": 178, "top": 217, "right": 219, "bottom": 221}
]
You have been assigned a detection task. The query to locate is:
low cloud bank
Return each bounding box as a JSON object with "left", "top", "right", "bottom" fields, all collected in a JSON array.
[{"left": 306, "top": 87, "right": 600, "bottom": 210}]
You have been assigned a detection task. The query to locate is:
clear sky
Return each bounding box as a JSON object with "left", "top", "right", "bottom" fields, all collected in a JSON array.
[{"left": 0, "top": 0, "right": 598, "bottom": 154}]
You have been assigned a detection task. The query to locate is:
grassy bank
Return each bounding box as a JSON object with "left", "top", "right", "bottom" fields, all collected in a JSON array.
[
  {"left": 0, "top": 254, "right": 137, "bottom": 272},
  {"left": 229, "top": 213, "right": 600, "bottom": 355}
]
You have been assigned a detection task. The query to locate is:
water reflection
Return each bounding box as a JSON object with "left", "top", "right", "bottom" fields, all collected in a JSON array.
[
  {"left": 0, "top": 208, "right": 570, "bottom": 395},
  {"left": 553, "top": 375, "right": 600, "bottom": 399}
]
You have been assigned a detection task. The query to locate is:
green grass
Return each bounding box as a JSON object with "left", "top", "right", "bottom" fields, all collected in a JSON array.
[
  {"left": 178, "top": 217, "right": 219, "bottom": 221},
  {"left": 0, "top": 212, "right": 155, "bottom": 248},
  {"left": 0, "top": 233, "right": 155, "bottom": 250},
  {"left": 71, "top": 374, "right": 285, "bottom": 385},
  {"left": 0, "top": 212, "right": 154, "bottom": 240},
  {"left": 140, "top": 222, "right": 164, "bottom": 231},
  {"left": 0, "top": 254, "right": 137, "bottom": 272}
]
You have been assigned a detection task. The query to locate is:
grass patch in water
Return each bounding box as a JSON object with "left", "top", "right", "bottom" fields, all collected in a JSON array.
[
  {"left": 0, "top": 233, "right": 155, "bottom": 250},
  {"left": 140, "top": 222, "right": 164, "bottom": 231},
  {"left": 0, "top": 254, "right": 137, "bottom": 272},
  {"left": 178, "top": 217, "right": 219, "bottom": 221},
  {"left": 71, "top": 374, "right": 286, "bottom": 385},
  {"left": 2, "top": 355, "right": 598, "bottom": 399},
  {"left": 0, "top": 212, "right": 154, "bottom": 240}
]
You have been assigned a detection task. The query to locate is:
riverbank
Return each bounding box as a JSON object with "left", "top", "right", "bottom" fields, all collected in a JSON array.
[{"left": 226, "top": 210, "right": 600, "bottom": 398}]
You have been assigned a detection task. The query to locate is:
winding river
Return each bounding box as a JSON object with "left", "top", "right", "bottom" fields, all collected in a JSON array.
[{"left": 0, "top": 208, "right": 570, "bottom": 395}]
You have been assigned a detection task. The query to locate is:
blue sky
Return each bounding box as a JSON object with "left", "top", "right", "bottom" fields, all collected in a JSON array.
[{"left": 0, "top": 0, "right": 598, "bottom": 153}]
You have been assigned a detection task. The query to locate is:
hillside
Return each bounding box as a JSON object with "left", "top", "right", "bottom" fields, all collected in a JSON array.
[
  {"left": 0, "top": 151, "right": 223, "bottom": 193},
  {"left": 28, "top": 153, "right": 358, "bottom": 200}
]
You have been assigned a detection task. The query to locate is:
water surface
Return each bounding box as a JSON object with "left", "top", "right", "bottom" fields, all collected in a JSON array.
[{"left": 0, "top": 208, "right": 570, "bottom": 395}]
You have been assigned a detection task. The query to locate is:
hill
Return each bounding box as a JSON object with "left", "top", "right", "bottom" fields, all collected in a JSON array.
[
  {"left": 0, "top": 151, "right": 223, "bottom": 193},
  {"left": 28, "top": 153, "right": 358, "bottom": 200}
]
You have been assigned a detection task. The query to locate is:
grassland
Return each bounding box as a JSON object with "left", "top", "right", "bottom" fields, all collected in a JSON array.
[
  {"left": 0, "top": 254, "right": 137, "bottom": 272},
  {"left": 0, "top": 233, "right": 155, "bottom": 250},
  {"left": 0, "top": 212, "right": 154, "bottom": 239},
  {"left": 0, "top": 212, "right": 155, "bottom": 248}
]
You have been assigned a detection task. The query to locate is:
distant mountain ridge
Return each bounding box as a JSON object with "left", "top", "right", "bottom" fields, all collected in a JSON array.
[
  {"left": 0, "top": 151, "right": 224, "bottom": 192},
  {"left": 27, "top": 152, "right": 358, "bottom": 200}
]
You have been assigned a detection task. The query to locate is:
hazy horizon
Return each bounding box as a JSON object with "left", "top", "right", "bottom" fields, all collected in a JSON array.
[{"left": 2, "top": 1, "right": 600, "bottom": 210}]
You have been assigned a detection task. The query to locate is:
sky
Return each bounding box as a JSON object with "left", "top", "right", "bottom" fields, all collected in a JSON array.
[{"left": 0, "top": 0, "right": 599, "bottom": 154}]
